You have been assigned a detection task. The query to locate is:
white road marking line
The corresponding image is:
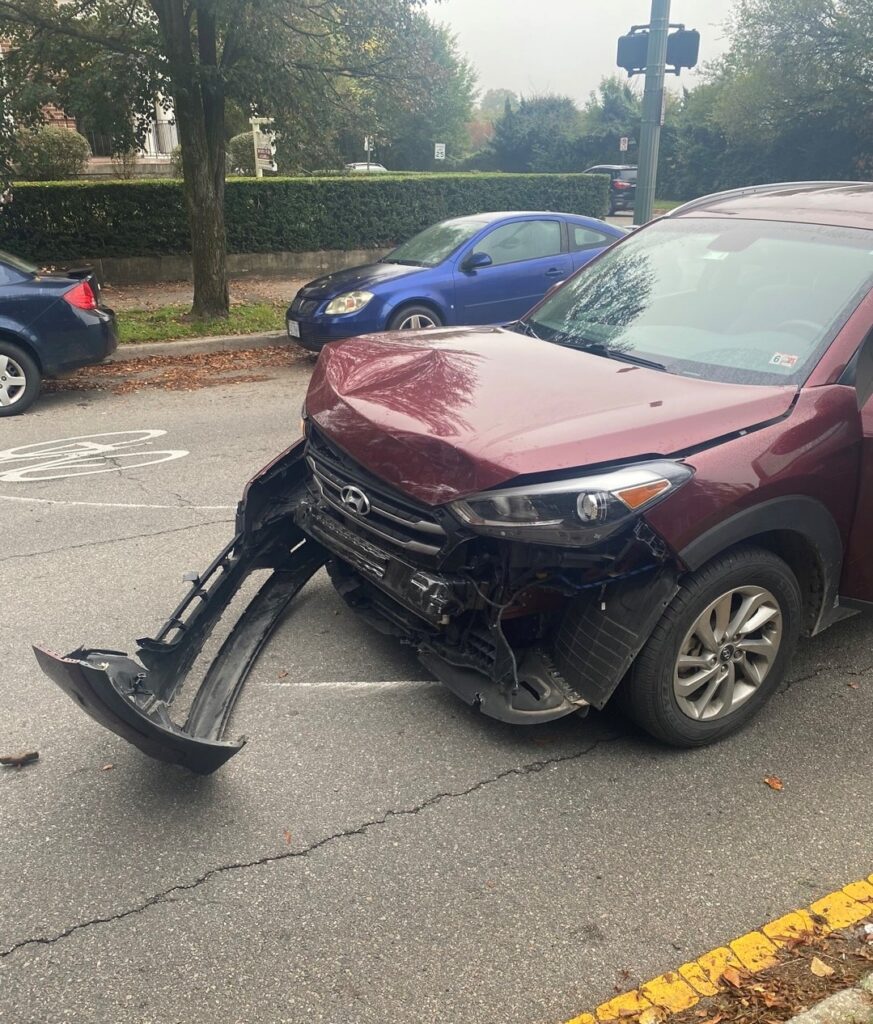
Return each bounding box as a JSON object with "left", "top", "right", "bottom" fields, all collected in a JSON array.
[
  {"left": 265, "top": 679, "right": 434, "bottom": 690},
  {"left": 0, "top": 495, "right": 234, "bottom": 510}
]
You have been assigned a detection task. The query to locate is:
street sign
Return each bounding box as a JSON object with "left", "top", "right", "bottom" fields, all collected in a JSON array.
[
  {"left": 619, "top": 137, "right": 629, "bottom": 152},
  {"left": 434, "top": 142, "right": 446, "bottom": 160},
  {"left": 363, "top": 136, "right": 374, "bottom": 152}
]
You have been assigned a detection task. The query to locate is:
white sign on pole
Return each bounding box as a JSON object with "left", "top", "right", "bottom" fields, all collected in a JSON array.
[
  {"left": 250, "top": 117, "right": 274, "bottom": 178},
  {"left": 364, "top": 136, "right": 373, "bottom": 152},
  {"left": 434, "top": 142, "right": 446, "bottom": 161},
  {"left": 619, "top": 136, "right": 629, "bottom": 152}
]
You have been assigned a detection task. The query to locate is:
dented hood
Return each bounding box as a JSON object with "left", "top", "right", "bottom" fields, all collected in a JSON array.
[{"left": 305, "top": 326, "right": 797, "bottom": 505}]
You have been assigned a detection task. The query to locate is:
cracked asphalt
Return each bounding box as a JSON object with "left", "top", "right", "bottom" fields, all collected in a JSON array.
[{"left": 2, "top": 364, "right": 873, "bottom": 1024}]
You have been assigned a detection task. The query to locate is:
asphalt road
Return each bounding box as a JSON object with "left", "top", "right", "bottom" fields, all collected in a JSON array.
[{"left": 1, "top": 364, "right": 872, "bottom": 1024}]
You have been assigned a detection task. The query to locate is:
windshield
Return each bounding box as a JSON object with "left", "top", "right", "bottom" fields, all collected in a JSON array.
[
  {"left": 384, "top": 217, "right": 487, "bottom": 268},
  {"left": 523, "top": 217, "right": 873, "bottom": 386}
]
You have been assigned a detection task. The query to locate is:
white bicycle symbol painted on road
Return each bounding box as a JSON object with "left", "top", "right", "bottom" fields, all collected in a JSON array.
[{"left": 0, "top": 430, "right": 189, "bottom": 483}]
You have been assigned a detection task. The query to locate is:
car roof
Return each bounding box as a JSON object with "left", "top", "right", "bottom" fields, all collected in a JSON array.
[
  {"left": 584, "top": 165, "right": 637, "bottom": 171},
  {"left": 450, "top": 211, "right": 621, "bottom": 230},
  {"left": 667, "top": 181, "right": 873, "bottom": 230}
]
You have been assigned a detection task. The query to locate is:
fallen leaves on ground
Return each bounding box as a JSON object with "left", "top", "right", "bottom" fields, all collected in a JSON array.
[
  {"left": 282, "top": 829, "right": 293, "bottom": 846},
  {"left": 101, "top": 763, "right": 115, "bottom": 771},
  {"left": 809, "top": 956, "right": 834, "bottom": 978},
  {"left": 763, "top": 775, "right": 784, "bottom": 791},
  {"left": 44, "top": 345, "right": 311, "bottom": 397},
  {"left": 639, "top": 1007, "right": 666, "bottom": 1024},
  {"left": 668, "top": 925, "right": 873, "bottom": 1024},
  {"left": 0, "top": 750, "right": 39, "bottom": 768}
]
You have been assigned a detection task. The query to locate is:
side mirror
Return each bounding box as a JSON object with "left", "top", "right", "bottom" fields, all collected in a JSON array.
[{"left": 463, "top": 251, "right": 493, "bottom": 272}]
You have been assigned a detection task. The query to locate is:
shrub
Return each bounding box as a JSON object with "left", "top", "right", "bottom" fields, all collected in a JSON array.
[
  {"left": 15, "top": 127, "right": 91, "bottom": 182},
  {"left": 0, "top": 173, "right": 609, "bottom": 261},
  {"left": 226, "top": 133, "right": 256, "bottom": 176}
]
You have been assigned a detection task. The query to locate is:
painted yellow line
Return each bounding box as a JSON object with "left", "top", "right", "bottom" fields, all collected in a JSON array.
[{"left": 564, "top": 873, "right": 873, "bottom": 1024}]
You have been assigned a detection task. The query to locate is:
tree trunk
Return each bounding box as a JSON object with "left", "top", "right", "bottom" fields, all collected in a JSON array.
[{"left": 151, "top": 0, "right": 229, "bottom": 318}]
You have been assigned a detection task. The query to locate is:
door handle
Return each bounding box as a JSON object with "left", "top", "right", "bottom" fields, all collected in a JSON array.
[{"left": 545, "top": 267, "right": 563, "bottom": 277}]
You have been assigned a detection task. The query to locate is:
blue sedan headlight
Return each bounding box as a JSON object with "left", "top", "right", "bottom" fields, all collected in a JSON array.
[{"left": 324, "top": 290, "right": 374, "bottom": 315}]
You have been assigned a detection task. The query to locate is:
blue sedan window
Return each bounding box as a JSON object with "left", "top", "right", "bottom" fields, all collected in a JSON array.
[{"left": 474, "top": 219, "right": 562, "bottom": 267}]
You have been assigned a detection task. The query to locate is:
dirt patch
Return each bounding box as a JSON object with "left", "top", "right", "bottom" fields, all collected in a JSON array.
[
  {"left": 668, "top": 925, "right": 873, "bottom": 1024},
  {"left": 104, "top": 277, "right": 310, "bottom": 311},
  {"left": 44, "top": 345, "right": 314, "bottom": 395}
]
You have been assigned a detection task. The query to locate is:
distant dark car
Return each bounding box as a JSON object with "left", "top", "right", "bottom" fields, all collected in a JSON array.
[
  {"left": 0, "top": 250, "right": 117, "bottom": 416},
  {"left": 286, "top": 211, "right": 624, "bottom": 351},
  {"left": 584, "top": 164, "right": 637, "bottom": 215}
]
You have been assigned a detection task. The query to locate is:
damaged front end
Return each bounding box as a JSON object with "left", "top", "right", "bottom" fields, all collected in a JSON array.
[{"left": 35, "top": 431, "right": 686, "bottom": 773}]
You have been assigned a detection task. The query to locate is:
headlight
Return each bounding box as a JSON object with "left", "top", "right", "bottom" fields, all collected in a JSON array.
[
  {"left": 450, "top": 461, "right": 693, "bottom": 547},
  {"left": 324, "top": 290, "right": 374, "bottom": 316}
]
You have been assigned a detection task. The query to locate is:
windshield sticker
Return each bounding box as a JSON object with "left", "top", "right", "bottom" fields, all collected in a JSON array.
[{"left": 770, "top": 352, "right": 799, "bottom": 368}]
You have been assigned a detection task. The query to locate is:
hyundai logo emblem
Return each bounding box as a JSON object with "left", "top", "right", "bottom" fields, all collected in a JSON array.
[{"left": 340, "top": 485, "right": 371, "bottom": 516}]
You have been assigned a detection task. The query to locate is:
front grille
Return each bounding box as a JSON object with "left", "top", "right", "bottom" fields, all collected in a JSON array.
[
  {"left": 291, "top": 296, "right": 320, "bottom": 317},
  {"left": 306, "top": 429, "right": 447, "bottom": 559}
]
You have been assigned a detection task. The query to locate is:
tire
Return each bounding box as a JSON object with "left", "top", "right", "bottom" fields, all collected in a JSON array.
[
  {"left": 0, "top": 342, "right": 40, "bottom": 416},
  {"left": 619, "top": 546, "right": 802, "bottom": 747},
  {"left": 387, "top": 304, "right": 443, "bottom": 332}
]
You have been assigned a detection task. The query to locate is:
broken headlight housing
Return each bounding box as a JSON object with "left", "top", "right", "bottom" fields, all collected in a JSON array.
[{"left": 450, "top": 461, "right": 693, "bottom": 546}]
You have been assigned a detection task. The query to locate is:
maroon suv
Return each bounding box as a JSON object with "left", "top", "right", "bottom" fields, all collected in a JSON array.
[{"left": 36, "top": 182, "right": 873, "bottom": 772}]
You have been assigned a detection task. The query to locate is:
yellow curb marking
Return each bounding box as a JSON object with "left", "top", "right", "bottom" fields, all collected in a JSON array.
[{"left": 564, "top": 873, "right": 873, "bottom": 1024}]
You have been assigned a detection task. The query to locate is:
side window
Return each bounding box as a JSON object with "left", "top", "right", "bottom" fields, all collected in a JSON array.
[
  {"left": 572, "top": 226, "right": 611, "bottom": 252},
  {"left": 475, "top": 220, "right": 562, "bottom": 268}
]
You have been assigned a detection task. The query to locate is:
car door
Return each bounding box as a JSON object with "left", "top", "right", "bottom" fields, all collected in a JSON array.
[
  {"left": 568, "top": 223, "right": 618, "bottom": 272},
  {"left": 452, "top": 217, "right": 571, "bottom": 324}
]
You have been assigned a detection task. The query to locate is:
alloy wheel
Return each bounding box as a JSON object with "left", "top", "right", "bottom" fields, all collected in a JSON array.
[
  {"left": 397, "top": 313, "right": 437, "bottom": 330},
  {"left": 673, "top": 585, "right": 783, "bottom": 721},
  {"left": 0, "top": 354, "right": 28, "bottom": 408}
]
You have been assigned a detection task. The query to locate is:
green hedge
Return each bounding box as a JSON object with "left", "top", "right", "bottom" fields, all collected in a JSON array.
[{"left": 0, "top": 173, "right": 608, "bottom": 262}]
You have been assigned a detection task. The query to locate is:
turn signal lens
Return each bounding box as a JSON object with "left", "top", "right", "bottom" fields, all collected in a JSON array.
[{"left": 614, "top": 479, "right": 671, "bottom": 510}]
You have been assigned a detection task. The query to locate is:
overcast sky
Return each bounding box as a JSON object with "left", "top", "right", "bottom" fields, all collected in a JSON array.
[{"left": 428, "top": 0, "right": 738, "bottom": 104}]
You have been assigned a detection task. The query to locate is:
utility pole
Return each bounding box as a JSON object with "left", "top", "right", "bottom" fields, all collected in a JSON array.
[{"left": 634, "top": 0, "right": 670, "bottom": 226}]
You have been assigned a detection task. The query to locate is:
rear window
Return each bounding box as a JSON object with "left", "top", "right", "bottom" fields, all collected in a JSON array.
[
  {"left": 618, "top": 169, "right": 637, "bottom": 182},
  {"left": 0, "top": 249, "right": 36, "bottom": 277}
]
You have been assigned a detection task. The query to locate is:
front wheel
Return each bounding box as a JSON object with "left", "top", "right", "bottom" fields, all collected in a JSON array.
[
  {"left": 619, "top": 546, "right": 802, "bottom": 746},
  {"left": 0, "top": 342, "right": 41, "bottom": 416},
  {"left": 387, "top": 305, "right": 443, "bottom": 332}
]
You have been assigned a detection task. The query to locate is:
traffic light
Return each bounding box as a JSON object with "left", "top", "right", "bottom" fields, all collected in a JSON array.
[{"left": 666, "top": 29, "right": 700, "bottom": 72}]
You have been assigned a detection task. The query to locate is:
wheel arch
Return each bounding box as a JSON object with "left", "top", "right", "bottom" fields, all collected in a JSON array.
[
  {"left": 677, "top": 497, "right": 843, "bottom": 636},
  {"left": 0, "top": 327, "right": 43, "bottom": 373},
  {"left": 384, "top": 297, "right": 446, "bottom": 329}
]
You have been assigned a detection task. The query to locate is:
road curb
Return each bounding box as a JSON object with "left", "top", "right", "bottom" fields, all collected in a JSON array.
[
  {"left": 565, "top": 874, "right": 873, "bottom": 1023},
  {"left": 784, "top": 981, "right": 873, "bottom": 1024},
  {"left": 107, "top": 329, "right": 290, "bottom": 362}
]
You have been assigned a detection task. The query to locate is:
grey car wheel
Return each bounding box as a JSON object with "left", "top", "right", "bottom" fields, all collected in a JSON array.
[
  {"left": 387, "top": 305, "right": 443, "bottom": 332},
  {"left": 0, "top": 344, "right": 40, "bottom": 416},
  {"left": 673, "top": 585, "right": 782, "bottom": 721},
  {"left": 619, "top": 546, "right": 801, "bottom": 747}
]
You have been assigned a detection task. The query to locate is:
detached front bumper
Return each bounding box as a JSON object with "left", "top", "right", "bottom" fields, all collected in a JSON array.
[{"left": 34, "top": 442, "right": 325, "bottom": 774}]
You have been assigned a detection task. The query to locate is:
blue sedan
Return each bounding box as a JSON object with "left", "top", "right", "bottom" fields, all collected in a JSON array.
[
  {"left": 286, "top": 211, "right": 624, "bottom": 350},
  {"left": 0, "top": 249, "right": 117, "bottom": 415}
]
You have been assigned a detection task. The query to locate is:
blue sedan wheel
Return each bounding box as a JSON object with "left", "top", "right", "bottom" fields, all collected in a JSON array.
[
  {"left": 0, "top": 342, "right": 40, "bottom": 416},
  {"left": 388, "top": 305, "right": 443, "bottom": 332}
]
